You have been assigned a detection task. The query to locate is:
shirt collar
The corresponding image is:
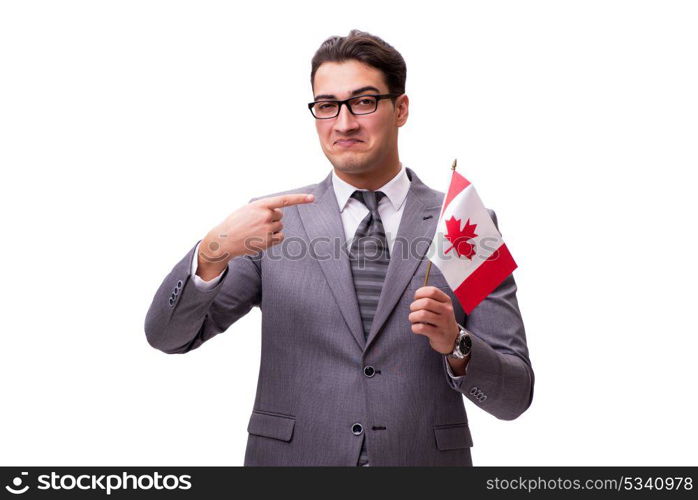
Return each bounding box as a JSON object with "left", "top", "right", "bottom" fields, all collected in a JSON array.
[{"left": 332, "top": 163, "right": 411, "bottom": 213}]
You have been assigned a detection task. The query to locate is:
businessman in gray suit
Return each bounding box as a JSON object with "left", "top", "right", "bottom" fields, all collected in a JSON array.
[{"left": 145, "top": 30, "right": 534, "bottom": 466}]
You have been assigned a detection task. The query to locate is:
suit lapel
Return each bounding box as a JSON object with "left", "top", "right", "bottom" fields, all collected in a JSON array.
[{"left": 297, "top": 172, "right": 366, "bottom": 350}]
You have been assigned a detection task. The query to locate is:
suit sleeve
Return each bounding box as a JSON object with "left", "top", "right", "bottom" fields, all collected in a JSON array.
[
  {"left": 441, "top": 209, "right": 534, "bottom": 421},
  {"left": 144, "top": 201, "right": 263, "bottom": 354}
]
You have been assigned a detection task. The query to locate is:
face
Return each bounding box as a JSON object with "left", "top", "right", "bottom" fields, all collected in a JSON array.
[{"left": 312, "top": 60, "right": 408, "bottom": 176}]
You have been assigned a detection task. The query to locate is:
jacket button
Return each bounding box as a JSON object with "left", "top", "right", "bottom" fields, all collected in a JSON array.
[
  {"left": 177, "top": 280, "right": 183, "bottom": 288},
  {"left": 363, "top": 366, "right": 375, "bottom": 377},
  {"left": 351, "top": 423, "right": 363, "bottom": 436},
  {"left": 168, "top": 298, "right": 174, "bottom": 306}
]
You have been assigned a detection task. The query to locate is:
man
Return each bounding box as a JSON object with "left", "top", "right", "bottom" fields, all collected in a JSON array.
[{"left": 144, "top": 29, "right": 534, "bottom": 466}]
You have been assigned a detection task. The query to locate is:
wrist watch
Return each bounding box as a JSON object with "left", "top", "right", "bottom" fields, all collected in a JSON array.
[{"left": 447, "top": 324, "right": 472, "bottom": 359}]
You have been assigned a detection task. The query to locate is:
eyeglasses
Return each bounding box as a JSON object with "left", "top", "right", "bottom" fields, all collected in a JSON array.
[{"left": 308, "top": 93, "right": 400, "bottom": 119}]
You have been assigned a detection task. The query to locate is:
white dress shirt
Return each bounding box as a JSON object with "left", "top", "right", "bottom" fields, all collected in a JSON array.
[{"left": 189, "top": 163, "right": 466, "bottom": 379}]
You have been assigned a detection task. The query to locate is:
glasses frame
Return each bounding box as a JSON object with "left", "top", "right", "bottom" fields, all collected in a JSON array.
[{"left": 307, "top": 93, "right": 401, "bottom": 119}]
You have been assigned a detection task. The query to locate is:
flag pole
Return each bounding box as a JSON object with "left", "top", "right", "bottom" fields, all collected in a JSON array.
[{"left": 423, "top": 159, "right": 458, "bottom": 287}]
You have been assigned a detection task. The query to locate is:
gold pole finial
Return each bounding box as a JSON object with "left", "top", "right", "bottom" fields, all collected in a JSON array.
[{"left": 451, "top": 158, "right": 457, "bottom": 171}]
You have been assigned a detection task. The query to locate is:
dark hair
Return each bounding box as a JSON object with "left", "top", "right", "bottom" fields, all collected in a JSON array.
[{"left": 310, "top": 29, "right": 406, "bottom": 96}]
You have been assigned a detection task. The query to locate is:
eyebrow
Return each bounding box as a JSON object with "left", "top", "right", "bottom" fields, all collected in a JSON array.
[{"left": 313, "top": 86, "right": 382, "bottom": 101}]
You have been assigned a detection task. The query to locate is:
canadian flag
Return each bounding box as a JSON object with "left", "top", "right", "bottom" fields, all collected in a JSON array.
[{"left": 428, "top": 169, "right": 517, "bottom": 314}]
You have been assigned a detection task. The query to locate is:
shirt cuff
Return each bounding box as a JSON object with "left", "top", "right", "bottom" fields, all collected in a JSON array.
[
  {"left": 444, "top": 354, "right": 468, "bottom": 380},
  {"left": 191, "top": 241, "right": 224, "bottom": 290}
]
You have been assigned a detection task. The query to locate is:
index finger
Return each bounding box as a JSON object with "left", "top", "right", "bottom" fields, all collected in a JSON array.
[{"left": 256, "top": 193, "right": 315, "bottom": 209}]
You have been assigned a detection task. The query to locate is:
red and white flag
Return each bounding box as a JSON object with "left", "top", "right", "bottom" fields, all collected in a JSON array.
[{"left": 428, "top": 170, "right": 517, "bottom": 314}]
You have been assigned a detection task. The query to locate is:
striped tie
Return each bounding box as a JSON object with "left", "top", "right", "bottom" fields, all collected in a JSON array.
[{"left": 348, "top": 189, "right": 390, "bottom": 339}]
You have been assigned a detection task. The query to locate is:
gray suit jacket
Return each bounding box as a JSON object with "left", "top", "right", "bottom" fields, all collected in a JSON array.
[{"left": 144, "top": 167, "right": 534, "bottom": 466}]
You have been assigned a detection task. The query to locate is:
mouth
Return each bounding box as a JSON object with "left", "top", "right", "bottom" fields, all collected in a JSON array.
[{"left": 334, "top": 139, "right": 363, "bottom": 148}]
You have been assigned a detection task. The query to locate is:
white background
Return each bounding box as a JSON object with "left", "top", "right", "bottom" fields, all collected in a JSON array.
[{"left": 1, "top": 0, "right": 696, "bottom": 466}]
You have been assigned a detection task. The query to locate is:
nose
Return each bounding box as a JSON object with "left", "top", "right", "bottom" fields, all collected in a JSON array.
[{"left": 333, "top": 101, "right": 360, "bottom": 134}]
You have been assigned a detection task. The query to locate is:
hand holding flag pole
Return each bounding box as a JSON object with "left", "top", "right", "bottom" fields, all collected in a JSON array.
[
  {"left": 410, "top": 158, "right": 467, "bottom": 370},
  {"left": 411, "top": 158, "right": 517, "bottom": 374}
]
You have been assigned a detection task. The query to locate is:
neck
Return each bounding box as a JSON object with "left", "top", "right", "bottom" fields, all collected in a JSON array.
[{"left": 334, "top": 158, "right": 401, "bottom": 191}]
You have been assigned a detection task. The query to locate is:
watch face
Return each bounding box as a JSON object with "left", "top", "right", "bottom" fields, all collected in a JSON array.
[{"left": 459, "top": 334, "right": 472, "bottom": 354}]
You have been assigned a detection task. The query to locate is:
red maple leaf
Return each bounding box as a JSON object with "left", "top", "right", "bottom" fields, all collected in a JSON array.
[{"left": 444, "top": 215, "right": 478, "bottom": 259}]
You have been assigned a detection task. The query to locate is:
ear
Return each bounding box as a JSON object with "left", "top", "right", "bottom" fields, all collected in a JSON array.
[{"left": 395, "top": 94, "right": 409, "bottom": 127}]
